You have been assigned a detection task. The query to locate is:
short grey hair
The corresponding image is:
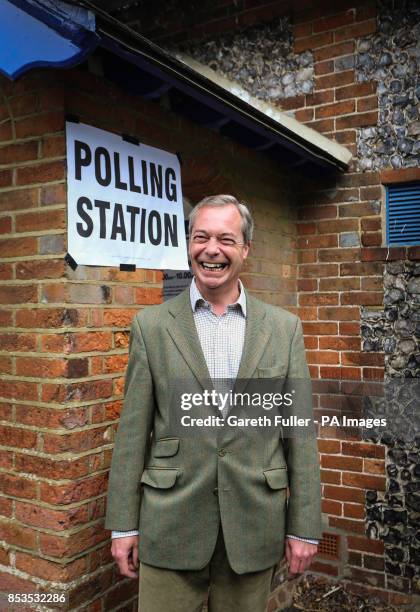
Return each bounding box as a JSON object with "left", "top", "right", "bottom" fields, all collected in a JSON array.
[{"left": 188, "top": 195, "right": 254, "bottom": 244}]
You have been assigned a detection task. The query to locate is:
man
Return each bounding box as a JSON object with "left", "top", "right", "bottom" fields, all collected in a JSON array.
[{"left": 105, "top": 195, "right": 322, "bottom": 611}]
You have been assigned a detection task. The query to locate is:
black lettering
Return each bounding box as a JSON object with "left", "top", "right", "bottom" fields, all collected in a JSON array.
[
  {"left": 150, "top": 163, "right": 163, "bottom": 198},
  {"left": 110, "top": 204, "right": 127, "bottom": 241},
  {"left": 141, "top": 160, "right": 148, "bottom": 195},
  {"left": 74, "top": 141, "right": 91, "bottom": 180},
  {"left": 164, "top": 213, "right": 178, "bottom": 246},
  {"left": 94, "top": 200, "right": 110, "bottom": 238},
  {"left": 165, "top": 168, "right": 177, "bottom": 201},
  {"left": 128, "top": 156, "right": 141, "bottom": 193},
  {"left": 148, "top": 210, "right": 162, "bottom": 245},
  {"left": 95, "top": 147, "right": 111, "bottom": 186},
  {"left": 76, "top": 196, "right": 93, "bottom": 237},
  {"left": 114, "top": 152, "right": 128, "bottom": 191},
  {"left": 126, "top": 205, "right": 139, "bottom": 242},
  {"left": 139, "top": 208, "right": 146, "bottom": 243}
]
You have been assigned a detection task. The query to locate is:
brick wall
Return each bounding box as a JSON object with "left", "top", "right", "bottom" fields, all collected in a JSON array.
[
  {"left": 0, "top": 64, "right": 298, "bottom": 609},
  {"left": 119, "top": 0, "right": 420, "bottom": 606}
]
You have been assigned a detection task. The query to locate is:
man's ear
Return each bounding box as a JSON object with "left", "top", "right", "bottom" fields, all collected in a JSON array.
[{"left": 243, "top": 241, "right": 251, "bottom": 259}]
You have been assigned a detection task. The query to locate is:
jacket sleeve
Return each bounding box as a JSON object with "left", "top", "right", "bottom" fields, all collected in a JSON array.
[
  {"left": 283, "top": 317, "right": 322, "bottom": 541},
  {"left": 105, "top": 314, "right": 155, "bottom": 531}
]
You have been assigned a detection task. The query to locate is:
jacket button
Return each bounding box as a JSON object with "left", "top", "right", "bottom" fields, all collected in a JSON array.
[
  {"left": 218, "top": 448, "right": 226, "bottom": 457},
  {"left": 213, "top": 487, "right": 218, "bottom": 496}
]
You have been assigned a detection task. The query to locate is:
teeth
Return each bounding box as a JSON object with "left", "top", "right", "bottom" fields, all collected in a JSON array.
[{"left": 202, "top": 262, "right": 226, "bottom": 270}]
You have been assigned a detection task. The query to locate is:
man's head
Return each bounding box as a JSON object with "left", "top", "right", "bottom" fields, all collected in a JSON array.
[{"left": 188, "top": 195, "right": 253, "bottom": 297}]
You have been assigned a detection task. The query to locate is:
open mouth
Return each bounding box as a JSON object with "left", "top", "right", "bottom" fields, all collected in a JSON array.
[{"left": 200, "top": 262, "right": 228, "bottom": 271}]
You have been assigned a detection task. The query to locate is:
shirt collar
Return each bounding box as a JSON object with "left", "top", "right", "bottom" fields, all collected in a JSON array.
[{"left": 190, "top": 277, "right": 247, "bottom": 317}]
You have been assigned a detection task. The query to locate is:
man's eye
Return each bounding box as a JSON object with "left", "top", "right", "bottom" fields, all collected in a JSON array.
[
  {"left": 220, "top": 238, "right": 236, "bottom": 246},
  {"left": 193, "top": 235, "right": 208, "bottom": 243}
]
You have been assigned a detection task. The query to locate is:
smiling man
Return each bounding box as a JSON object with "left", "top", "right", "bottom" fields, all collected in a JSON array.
[{"left": 105, "top": 195, "right": 322, "bottom": 612}]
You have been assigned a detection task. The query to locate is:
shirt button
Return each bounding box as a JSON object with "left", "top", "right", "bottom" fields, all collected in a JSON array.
[{"left": 218, "top": 449, "right": 226, "bottom": 457}]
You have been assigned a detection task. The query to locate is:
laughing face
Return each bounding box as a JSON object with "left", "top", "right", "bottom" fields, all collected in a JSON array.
[{"left": 189, "top": 204, "right": 249, "bottom": 299}]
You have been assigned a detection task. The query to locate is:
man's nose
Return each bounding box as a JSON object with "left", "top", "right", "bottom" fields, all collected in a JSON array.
[{"left": 204, "top": 236, "right": 221, "bottom": 256}]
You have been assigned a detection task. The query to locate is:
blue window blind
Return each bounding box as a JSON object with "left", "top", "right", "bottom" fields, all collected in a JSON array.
[{"left": 386, "top": 182, "right": 420, "bottom": 246}]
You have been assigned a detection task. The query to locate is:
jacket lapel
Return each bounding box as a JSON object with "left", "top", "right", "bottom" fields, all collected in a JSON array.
[
  {"left": 166, "top": 289, "right": 212, "bottom": 390},
  {"left": 235, "top": 292, "right": 272, "bottom": 393}
]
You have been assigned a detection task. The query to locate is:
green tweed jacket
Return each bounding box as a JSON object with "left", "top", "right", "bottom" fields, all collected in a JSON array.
[{"left": 105, "top": 288, "right": 322, "bottom": 574}]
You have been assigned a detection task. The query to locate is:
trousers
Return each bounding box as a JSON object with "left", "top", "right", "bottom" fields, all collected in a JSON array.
[{"left": 138, "top": 527, "right": 275, "bottom": 612}]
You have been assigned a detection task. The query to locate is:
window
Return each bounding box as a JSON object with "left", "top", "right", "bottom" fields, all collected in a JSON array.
[{"left": 386, "top": 182, "right": 420, "bottom": 246}]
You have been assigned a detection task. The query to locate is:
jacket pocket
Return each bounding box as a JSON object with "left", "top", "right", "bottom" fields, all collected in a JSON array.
[
  {"left": 258, "top": 365, "right": 287, "bottom": 378},
  {"left": 263, "top": 467, "right": 289, "bottom": 489},
  {"left": 153, "top": 438, "right": 180, "bottom": 458},
  {"left": 141, "top": 467, "right": 179, "bottom": 489}
]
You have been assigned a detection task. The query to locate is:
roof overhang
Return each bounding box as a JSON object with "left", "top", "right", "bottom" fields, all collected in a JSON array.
[{"left": 1, "top": 0, "right": 352, "bottom": 174}]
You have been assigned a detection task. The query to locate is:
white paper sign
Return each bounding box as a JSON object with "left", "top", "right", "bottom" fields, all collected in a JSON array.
[{"left": 66, "top": 122, "right": 189, "bottom": 269}]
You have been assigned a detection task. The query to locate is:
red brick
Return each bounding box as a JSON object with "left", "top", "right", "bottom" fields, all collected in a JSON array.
[
  {"left": 361, "top": 232, "right": 382, "bottom": 247},
  {"left": 41, "top": 182, "right": 66, "bottom": 205},
  {"left": 0, "top": 217, "right": 12, "bottom": 234},
  {"left": 15, "top": 551, "right": 87, "bottom": 582},
  {"left": 318, "top": 439, "right": 341, "bottom": 453},
  {"left": 299, "top": 205, "right": 337, "bottom": 220},
  {"left": 344, "top": 503, "right": 365, "bottom": 519},
  {"left": 381, "top": 167, "right": 420, "bottom": 184},
  {"left": 319, "top": 248, "right": 360, "bottom": 263},
  {"left": 336, "top": 111, "right": 378, "bottom": 130},
  {"left": 317, "top": 219, "right": 358, "bottom": 233},
  {"left": 318, "top": 306, "right": 359, "bottom": 321},
  {"left": 297, "top": 222, "right": 316, "bottom": 235},
  {"left": 314, "top": 59, "right": 334, "bottom": 75},
  {"left": 340, "top": 291, "right": 383, "bottom": 306},
  {"left": 15, "top": 501, "right": 88, "bottom": 531},
  {"left": 316, "top": 71, "right": 355, "bottom": 91},
  {"left": 360, "top": 247, "right": 405, "bottom": 262},
  {"left": 329, "top": 516, "right": 365, "bottom": 534},
  {"left": 43, "top": 427, "right": 109, "bottom": 453},
  {"left": 339, "top": 322, "right": 360, "bottom": 336},
  {"left": 340, "top": 261, "right": 383, "bottom": 276},
  {"left": 293, "top": 22, "right": 312, "bottom": 38},
  {"left": 305, "top": 91, "right": 334, "bottom": 107},
  {"left": 313, "top": 10, "right": 355, "bottom": 33},
  {"left": 0, "top": 498, "right": 13, "bottom": 518},
  {"left": 363, "top": 367, "right": 384, "bottom": 381},
  {"left": 299, "top": 249, "right": 317, "bottom": 264},
  {"left": 357, "top": 96, "right": 378, "bottom": 112},
  {"left": 41, "top": 379, "right": 112, "bottom": 403},
  {"left": 407, "top": 246, "right": 420, "bottom": 260},
  {"left": 319, "top": 336, "right": 360, "bottom": 351},
  {"left": 0, "top": 425, "right": 37, "bottom": 448},
  {"left": 0, "top": 188, "right": 38, "bottom": 211},
  {"left": 42, "top": 134, "right": 66, "bottom": 158},
  {"left": 300, "top": 263, "right": 338, "bottom": 278},
  {"left": 347, "top": 535, "right": 384, "bottom": 555},
  {"left": 322, "top": 499, "right": 342, "bottom": 515},
  {"left": 321, "top": 455, "right": 362, "bottom": 471},
  {"left": 0, "top": 284, "right": 37, "bottom": 304},
  {"left": 0, "top": 236, "right": 37, "bottom": 257},
  {"left": 310, "top": 560, "right": 338, "bottom": 576},
  {"left": 302, "top": 322, "right": 337, "bottom": 335},
  {"left": 135, "top": 287, "right": 163, "bottom": 305},
  {"left": 306, "top": 118, "right": 334, "bottom": 133},
  {"left": 300, "top": 293, "right": 338, "bottom": 306},
  {"left": 8, "top": 93, "right": 38, "bottom": 117},
  {"left": 68, "top": 331, "right": 113, "bottom": 353},
  {"left": 16, "top": 160, "right": 65, "bottom": 185},
  {"left": 364, "top": 554, "right": 384, "bottom": 571},
  {"left": 16, "top": 356, "right": 66, "bottom": 377},
  {"left": 279, "top": 95, "right": 306, "bottom": 110},
  {"left": 298, "top": 279, "right": 317, "bottom": 291},
  {"left": 324, "top": 485, "right": 365, "bottom": 504},
  {"left": 321, "top": 469, "right": 341, "bottom": 484},
  {"left": 39, "top": 523, "right": 108, "bottom": 558},
  {"left": 0, "top": 380, "right": 38, "bottom": 401},
  {"left": 339, "top": 202, "right": 380, "bottom": 218},
  {"left": 316, "top": 100, "right": 355, "bottom": 119},
  {"left": 0, "top": 570, "right": 38, "bottom": 592},
  {"left": 15, "top": 111, "right": 64, "bottom": 138},
  {"left": 320, "top": 277, "right": 360, "bottom": 291},
  {"left": 335, "top": 19, "right": 376, "bottom": 42},
  {"left": 333, "top": 130, "right": 356, "bottom": 145},
  {"left": 16, "top": 259, "right": 65, "bottom": 280},
  {"left": 297, "top": 234, "right": 337, "bottom": 249},
  {"left": 15, "top": 453, "right": 89, "bottom": 479},
  {"left": 15, "top": 209, "right": 65, "bottom": 232},
  {"left": 0, "top": 142, "right": 39, "bottom": 164},
  {"left": 295, "top": 108, "right": 313, "bottom": 122},
  {"left": 0, "top": 332, "right": 36, "bottom": 351},
  {"left": 40, "top": 474, "right": 108, "bottom": 505},
  {"left": 294, "top": 31, "right": 333, "bottom": 53},
  {"left": 342, "top": 472, "right": 385, "bottom": 491},
  {"left": 0, "top": 473, "right": 37, "bottom": 500}
]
